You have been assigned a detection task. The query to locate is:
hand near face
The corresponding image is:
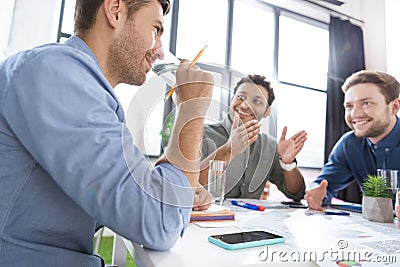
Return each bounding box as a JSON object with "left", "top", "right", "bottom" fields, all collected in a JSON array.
[
  {"left": 192, "top": 184, "right": 212, "bottom": 211},
  {"left": 277, "top": 127, "right": 307, "bottom": 163},
  {"left": 227, "top": 113, "right": 260, "bottom": 158},
  {"left": 304, "top": 180, "right": 328, "bottom": 211},
  {"left": 174, "top": 59, "right": 214, "bottom": 113}
]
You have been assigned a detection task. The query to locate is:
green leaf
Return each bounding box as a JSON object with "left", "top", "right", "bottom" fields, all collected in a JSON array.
[{"left": 363, "top": 174, "right": 393, "bottom": 199}]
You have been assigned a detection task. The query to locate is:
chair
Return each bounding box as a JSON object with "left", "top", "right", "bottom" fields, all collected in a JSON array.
[
  {"left": 94, "top": 227, "right": 133, "bottom": 267},
  {"left": 337, "top": 180, "right": 362, "bottom": 204}
]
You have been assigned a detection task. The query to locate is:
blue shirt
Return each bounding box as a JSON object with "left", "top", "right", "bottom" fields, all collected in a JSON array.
[
  {"left": 0, "top": 36, "right": 193, "bottom": 266},
  {"left": 313, "top": 117, "right": 400, "bottom": 205}
]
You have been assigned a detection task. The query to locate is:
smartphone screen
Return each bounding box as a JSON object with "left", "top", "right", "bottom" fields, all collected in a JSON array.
[
  {"left": 211, "top": 231, "right": 282, "bottom": 244},
  {"left": 208, "top": 230, "right": 285, "bottom": 250}
]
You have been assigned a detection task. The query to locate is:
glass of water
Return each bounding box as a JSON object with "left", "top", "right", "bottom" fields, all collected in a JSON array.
[
  {"left": 207, "top": 160, "right": 227, "bottom": 205},
  {"left": 377, "top": 169, "right": 399, "bottom": 211},
  {"left": 151, "top": 48, "right": 180, "bottom": 88}
]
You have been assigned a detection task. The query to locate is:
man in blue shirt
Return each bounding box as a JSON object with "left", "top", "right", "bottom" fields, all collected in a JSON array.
[
  {"left": 0, "top": 0, "right": 213, "bottom": 266},
  {"left": 305, "top": 70, "right": 400, "bottom": 210}
]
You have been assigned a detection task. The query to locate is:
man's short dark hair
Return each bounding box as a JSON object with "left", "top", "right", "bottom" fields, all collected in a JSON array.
[
  {"left": 74, "top": 0, "right": 170, "bottom": 35},
  {"left": 233, "top": 74, "right": 275, "bottom": 106}
]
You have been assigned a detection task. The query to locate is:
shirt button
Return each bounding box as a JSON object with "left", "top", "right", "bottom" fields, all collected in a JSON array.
[
  {"left": 374, "top": 145, "right": 378, "bottom": 149},
  {"left": 385, "top": 148, "right": 389, "bottom": 152}
]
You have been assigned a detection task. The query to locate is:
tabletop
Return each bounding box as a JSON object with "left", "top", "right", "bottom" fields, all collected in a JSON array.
[{"left": 124, "top": 199, "right": 400, "bottom": 267}]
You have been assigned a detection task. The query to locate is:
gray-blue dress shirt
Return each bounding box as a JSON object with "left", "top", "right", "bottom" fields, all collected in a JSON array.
[{"left": 0, "top": 36, "right": 193, "bottom": 266}]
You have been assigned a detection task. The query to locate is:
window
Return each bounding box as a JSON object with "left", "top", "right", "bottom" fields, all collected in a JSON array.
[
  {"left": 275, "top": 84, "right": 327, "bottom": 167},
  {"left": 277, "top": 13, "right": 329, "bottom": 168},
  {"left": 278, "top": 14, "right": 329, "bottom": 90},
  {"left": 231, "top": 1, "right": 274, "bottom": 78},
  {"left": 175, "top": 0, "right": 227, "bottom": 65},
  {"left": 58, "top": 0, "right": 74, "bottom": 43},
  {"left": 57, "top": 0, "right": 330, "bottom": 166}
]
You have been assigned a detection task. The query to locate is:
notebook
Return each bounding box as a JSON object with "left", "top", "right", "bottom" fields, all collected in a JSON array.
[{"left": 190, "top": 204, "right": 235, "bottom": 222}]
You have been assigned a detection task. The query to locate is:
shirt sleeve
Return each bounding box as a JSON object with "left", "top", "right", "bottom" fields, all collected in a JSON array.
[
  {"left": 312, "top": 136, "right": 355, "bottom": 205},
  {"left": 2, "top": 47, "right": 193, "bottom": 250},
  {"left": 269, "top": 150, "right": 305, "bottom": 201}
]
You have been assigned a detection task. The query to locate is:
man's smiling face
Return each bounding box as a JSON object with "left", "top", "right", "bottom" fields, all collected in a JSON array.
[
  {"left": 229, "top": 82, "right": 270, "bottom": 124},
  {"left": 344, "top": 83, "right": 393, "bottom": 141}
]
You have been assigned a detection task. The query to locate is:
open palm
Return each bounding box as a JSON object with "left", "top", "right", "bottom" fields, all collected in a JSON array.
[{"left": 277, "top": 127, "right": 307, "bottom": 163}]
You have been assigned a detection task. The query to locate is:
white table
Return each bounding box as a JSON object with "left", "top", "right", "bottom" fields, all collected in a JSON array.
[{"left": 121, "top": 200, "right": 400, "bottom": 267}]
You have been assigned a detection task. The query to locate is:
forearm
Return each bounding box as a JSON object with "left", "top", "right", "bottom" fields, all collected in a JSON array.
[
  {"left": 161, "top": 103, "right": 208, "bottom": 189},
  {"left": 199, "top": 143, "right": 232, "bottom": 185},
  {"left": 283, "top": 168, "right": 305, "bottom": 195}
]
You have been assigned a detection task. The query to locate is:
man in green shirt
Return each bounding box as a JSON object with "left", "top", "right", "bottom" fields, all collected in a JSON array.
[{"left": 200, "top": 74, "right": 307, "bottom": 200}]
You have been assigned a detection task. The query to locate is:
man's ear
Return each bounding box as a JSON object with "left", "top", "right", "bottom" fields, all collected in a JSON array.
[
  {"left": 262, "top": 106, "right": 272, "bottom": 118},
  {"left": 103, "top": 0, "right": 122, "bottom": 28},
  {"left": 391, "top": 98, "right": 400, "bottom": 115}
]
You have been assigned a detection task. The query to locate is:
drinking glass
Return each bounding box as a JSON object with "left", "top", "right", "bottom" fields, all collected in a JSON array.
[
  {"left": 151, "top": 48, "right": 180, "bottom": 88},
  {"left": 207, "top": 160, "right": 227, "bottom": 205},
  {"left": 377, "top": 169, "right": 399, "bottom": 192},
  {"left": 396, "top": 190, "right": 400, "bottom": 219},
  {"left": 377, "top": 169, "right": 399, "bottom": 211}
]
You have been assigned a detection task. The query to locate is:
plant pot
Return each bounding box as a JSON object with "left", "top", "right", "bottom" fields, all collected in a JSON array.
[{"left": 362, "top": 196, "right": 393, "bottom": 223}]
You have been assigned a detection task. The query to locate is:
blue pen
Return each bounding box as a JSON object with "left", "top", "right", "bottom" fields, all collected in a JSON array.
[
  {"left": 231, "top": 200, "right": 264, "bottom": 211},
  {"left": 324, "top": 210, "right": 350, "bottom": 216}
]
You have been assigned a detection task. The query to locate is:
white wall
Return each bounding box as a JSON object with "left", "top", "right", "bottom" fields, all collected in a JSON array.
[
  {"left": 1, "top": 0, "right": 61, "bottom": 59},
  {"left": 0, "top": 0, "right": 16, "bottom": 59},
  {"left": 361, "top": 0, "right": 387, "bottom": 71},
  {"left": 385, "top": 0, "right": 400, "bottom": 81}
]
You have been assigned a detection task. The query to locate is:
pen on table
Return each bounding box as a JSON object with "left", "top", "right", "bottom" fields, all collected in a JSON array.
[
  {"left": 231, "top": 200, "right": 266, "bottom": 211},
  {"left": 164, "top": 45, "right": 207, "bottom": 101},
  {"left": 305, "top": 210, "right": 350, "bottom": 216},
  {"left": 324, "top": 210, "right": 350, "bottom": 216}
]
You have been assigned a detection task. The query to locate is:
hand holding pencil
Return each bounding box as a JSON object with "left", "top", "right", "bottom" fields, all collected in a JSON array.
[{"left": 164, "top": 45, "right": 208, "bottom": 101}]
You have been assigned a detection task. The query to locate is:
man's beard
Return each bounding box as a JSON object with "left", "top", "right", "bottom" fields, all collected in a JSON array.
[
  {"left": 351, "top": 108, "right": 391, "bottom": 138},
  {"left": 106, "top": 26, "right": 148, "bottom": 86}
]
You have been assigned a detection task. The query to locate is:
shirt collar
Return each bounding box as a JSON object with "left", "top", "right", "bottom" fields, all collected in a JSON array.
[
  {"left": 366, "top": 116, "right": 400, "bottom": 149},
  {"left": 64, "top": 35, "right": 102, "bottom": 72}
]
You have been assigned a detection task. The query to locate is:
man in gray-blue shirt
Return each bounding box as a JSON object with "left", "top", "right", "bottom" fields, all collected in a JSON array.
[
  {"left": 305, "top": 71, "right": 400, "bottom": 210},
  {"left": 0, "top": 0, "right": 213, "bottom": 266}
]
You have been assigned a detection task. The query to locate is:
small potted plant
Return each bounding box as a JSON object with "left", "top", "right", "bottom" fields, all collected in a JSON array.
[{"left": 362, "top": 174, "right": 393, "bottom": 223}]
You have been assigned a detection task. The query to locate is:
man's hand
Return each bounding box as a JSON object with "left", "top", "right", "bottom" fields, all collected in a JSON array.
[
  {"left": 277, "top": 127, "right": 307, "bottom": 164},
  {"left": 175, "top": 59, "right": 213, "bottom": 113},
  {"left": 304, "top": 180, "right": 328, "bottom": 211},
  {"left": 225, "top": 113, "right": 260, "bottom": 158},
  {"left": 160, "top": 59, "right": 214, "bottom": 188},
  {"left": 193, "top": 185, "right": 212, "bottom": 211}
]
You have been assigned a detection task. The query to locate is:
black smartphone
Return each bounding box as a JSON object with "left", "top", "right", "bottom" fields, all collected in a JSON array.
[
  {"left": 208, "top": 230, "right": 285, "bottom": 250},
  {"left": 281, "top": 200, "right": 302, "bottom": 206},
  {"left": 281, "top": 201, "right": 308, "bottom": 208}
]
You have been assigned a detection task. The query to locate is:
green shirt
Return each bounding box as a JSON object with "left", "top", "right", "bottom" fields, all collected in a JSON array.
[{"left": 202, "top": 114, "right": 305, "bottom": 200}]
